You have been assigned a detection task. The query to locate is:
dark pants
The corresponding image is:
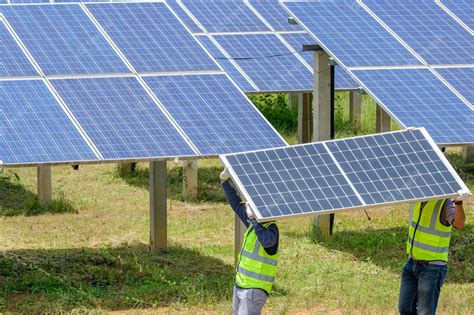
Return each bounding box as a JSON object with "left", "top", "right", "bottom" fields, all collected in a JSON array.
[{"left": 398, "top": 258, "right": 448, "bottom": 315}]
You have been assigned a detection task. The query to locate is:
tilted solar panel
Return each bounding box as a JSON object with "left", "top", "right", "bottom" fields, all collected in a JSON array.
[
  {"left": 436, "top": 67, "right": 474, "bottom": 106},
  {"left": 221, "top": 129, "right": 468, "bottom": 221},
  {"left": 281, "top": 0, "right": 421, "bottom": 67},
  {"left": 197, "top": 35, "right": 256, "bottom": 92},
  {"left": 144, "top": 74, "right": 287, "bottom": 155},
  {"left": 2, "top": 4, "right": 129, "bottom": 75},
  {"left": 352, "top": 68, "right": 474, "bottom": 145},
  {"left": 439, "top": 0, "right": 473, "bottom": 30},
  {"left": 364, "top": 0, "right": 473, "bottom": 65},
  {"left": 280, "top": 32, "right": 359, "bottom": 90},
  {"left": 165, "top": 0, "right": 203, "bottom": 33},
  {"left": 86, "top": 2, "right": 219, "bottom": 72},
  {"left": 180, "top": 0, "right": 270, "bottom": 32},
  {"left": 248, "top": 0, "right": 302, "bottom": 31},
  {"left": 51, "top": 77, "right": 196, "bottom": 160},
  {"left": 1, "top": 79, "right": 98, "bottom": 165},
  {"left": 0, "top": 22, "right": 38, "bottom": 77},
  {"left": 212, "top": 34, "right": 312, "bottom": 92}
]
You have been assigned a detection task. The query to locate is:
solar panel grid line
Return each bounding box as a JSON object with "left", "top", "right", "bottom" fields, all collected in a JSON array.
[
  {"left": 0, "top": 16, "right": 45, "bottom": 77},
  {"left": 243, "top": 0, "right": 278, "bottom": 32},
  {"left": 273, "top": 33, "right": 313, "bottom": 73},
  {"left": 247, "top": 0, "right": 303, "bottom": 32},
  {"left": 42, "top": 78, "right": 104, "bottom": 159},
  {"left": 434, "top": 66, "right": 474, "bottom": 109},
  {"left": 357, "top": 0, "right": 428, "bottom": 66},
  {"left": 430, "top": 68, "right": 473, "bottom": 109},
  {"left": 165, "top": 0, "right": 203, "bottom": 33},
  {"left": 435, "top": 0, "right": 473, "bottom": 35}
]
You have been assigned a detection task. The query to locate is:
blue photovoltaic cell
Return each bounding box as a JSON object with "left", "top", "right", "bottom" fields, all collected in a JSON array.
[
  {"left": 213, "top": 34, "right": 312, "bottom": 92},
  {"left": 281, "top": 32, "right": 358, "bottom": 90},
  {"left": 166, "top": 0, "right": 203, "bottom": 33},
  {"left": 181, "top": 0, "right": 270, "bottom": 32},
  {"left": 352, "top": 68, "right": 474, "bottom": 145},
  {"left": 223, "top": 143, "right": 363, "bottom": 219},
  {"left": 87, "top": 2, "right": 219, "bottom": 72},
  {"left": 144, "top": 74, "right": 286, "bottom": 155},
  {"left": 281, "top": 1, "right": 421, "bottom": 67},
  {"left": 51, "top": 77, "right": 196, "bottom": 160},
  {"left": 248, "top": 0, "right": 302, "bottom": 31},
  {"left": 326, "top": 130, "right": 463, "bottom": 205},
  {"left": 436, "top": 67, "right": 474, "bottom": 106},
  {"left": 8, "top": 0, "right": 50, "bottom": 3},
  {"left": 0, "top": 80, "right": 98, "bottom": 164},
  {"left": 441, "top": 0, "right": 473, "bottom": 29},
  {"left": 0, "top": 23, "right": 38, "bottom": 77},
  {"left": 365, "top": 1, "right": 473, "bottom": 65},
  {"left": 197, "top": 35, "right": 256, "bottom": 92},
  {"left": 2, "top": 5, "right": 129, "bottom": 75}
]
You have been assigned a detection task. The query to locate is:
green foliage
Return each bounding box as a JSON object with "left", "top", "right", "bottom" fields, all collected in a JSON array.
[{"left": 249, "top": 93, "right": 298, "bottom": 135}]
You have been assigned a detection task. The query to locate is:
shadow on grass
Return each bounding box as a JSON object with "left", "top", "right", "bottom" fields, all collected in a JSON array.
[
  {"left": 0, "top": 244, "right": 234, "bottom": 313},
  {"left": 115, "top": 165, "right": 227, "bottom": 203},
  {"left": 317, "top": 224, "right": 473, "bottom": 284},
  {"left": 0, "top": 176, "right": 76, "bottom": 217}
]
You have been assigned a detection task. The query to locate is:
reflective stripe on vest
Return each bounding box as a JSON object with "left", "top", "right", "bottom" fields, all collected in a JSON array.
[
  {"left": 236, "top": 222, "right": 279, "bottom": 293},
  {"left": 407, "top": 200, "right": 452, "bottom": 261}
]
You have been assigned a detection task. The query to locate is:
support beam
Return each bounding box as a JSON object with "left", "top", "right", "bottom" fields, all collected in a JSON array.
[
  {"left": 37, "top": 165, "right": 52, "bottom": 203},
  {"left": 376, "top": 104, "right": 391, "bottom": 133},
  {"left": 182, "top": 160, "right": 198, "bottom": 201},
  {"left": 349, "top": 90, "right": 362, "bottom": 128},
  {"left": 462, "top": 145, "right": 474, "bottom": 161},
  {"left": 150, "top": 161, "right": 167, "bottom": 253},
  {"left": 298, "top": 92, "right": 312, "bottom": 144},
  {"left": 312, "top": 50, "right": 332, "bottom": 241},
  {"left": 234, "top": 215, "right": 247, "bottom": 266}
]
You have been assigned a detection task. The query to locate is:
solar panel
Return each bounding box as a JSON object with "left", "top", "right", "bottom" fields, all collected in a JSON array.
[
  {"left": 248, "top": 0, "right": 302, "bottom": 31},
  {"left": 221, "top": 129, "right": 467, "bottom": 221},
  {"left": 352, "top": 68, "right": 474, "bottom": 145},
  {"left": 2, "top": 5, "right": 129, "bottom": 75},
  {"left": 197, "top": 35, "right": 256, "bottom": 92},
  {"left": 180, "top": 0, "right": 270, "bottom": 32},
  {"left": 86, "top": 2, "right": 219, "bottom": 73},
  {"left": 364, "top": 1, "right": 473, "bottom": 65},
  {"left": 0, "top": 22, "right": 38, "bottom": 77},
  {"left": 1, "top": 79, "right": 98, "bottom": 165},
  {"left": 436, "top": 67, "right": 474, "bottom": 106},
  {"left": 440, "top": 0, "right": 473, "bottom": 30},
  {"left": 212, "top": 34, "right": 312, "bottom": 92},
  {"left": 280, "top": 32, "right": 359, "bottom": 90},
  {"left": 166, "top": 0, "right": 203, "bottom": 33},
  {"left": 281, "top": 1, "right": 421, "bottom": 67},
  {"left": 51, "top": 76, "right": 196, "bottom": 160},
  {"left": 143, "top": 74, "right": 287, "bottom": 155},
  {"left": 325, "top": 129, "right": 464, "bottom": 205}
]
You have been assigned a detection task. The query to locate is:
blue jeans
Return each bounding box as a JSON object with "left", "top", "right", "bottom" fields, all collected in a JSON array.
[{"left": 398, "top": 258, "right": 448, "bottom": 315}]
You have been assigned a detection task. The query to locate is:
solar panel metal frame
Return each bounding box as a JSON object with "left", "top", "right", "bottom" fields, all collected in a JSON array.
[{"left": 221, "top": 128, "right": 470, "bottom": 222}]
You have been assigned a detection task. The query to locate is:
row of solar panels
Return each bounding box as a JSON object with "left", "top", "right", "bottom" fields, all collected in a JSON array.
[
  {"left": 278, "top": 0, "right": 473, "bottom": 146},
  {"left": 1, "top": 2, "right": 288, "bottom": 166},
  {"left": 223, "top": 128, "right": 469, "bottom": 220}
]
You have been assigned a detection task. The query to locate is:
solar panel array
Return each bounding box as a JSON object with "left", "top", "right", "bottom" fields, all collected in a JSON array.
[
  {"left": 222, "top": 129, "right": 468, "bottom": 221},
  {"left": 168, "top": 0, "right": 358, "bottom": 92},
  {"left": 281, "top": 0, "right": 474, "bottom": 145},
  {"left": 0, "top": 1, "right": 287, "bottom": 166}
]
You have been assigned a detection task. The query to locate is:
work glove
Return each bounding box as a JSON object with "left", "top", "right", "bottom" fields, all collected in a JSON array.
[
  {"left": 455, "top": 190, "right": 470, "bottom": 201},
  {"left": 220, "top": 167, "right": 231, "bottom": 181},
  {"left": 245, "top": 204, "right": 255, "bottom": 221}
]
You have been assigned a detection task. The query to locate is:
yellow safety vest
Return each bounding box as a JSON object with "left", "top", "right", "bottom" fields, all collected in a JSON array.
[
  {"left": 236, "top": 222, "right": 279, "bottom": 293},
  {"left": 407, "top": 200, "right": 452, "bottom": 262}
]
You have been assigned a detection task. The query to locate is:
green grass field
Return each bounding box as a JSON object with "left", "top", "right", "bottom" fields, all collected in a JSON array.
[{"left": 1, "top": 94, "right": 473, "bottom": 314}]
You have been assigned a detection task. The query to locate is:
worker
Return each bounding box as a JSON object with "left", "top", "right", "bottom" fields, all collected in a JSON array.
[
  {"left": 398, "top": 190, "right": 469, "bottom": 315},
  {"left": 220, "top": 167, "right": 279, "bottom": 315}
]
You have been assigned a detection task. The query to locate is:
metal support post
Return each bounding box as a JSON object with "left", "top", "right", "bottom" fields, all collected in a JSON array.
[
  {"left": 183, "top": 160, "right": 198, "bottom": 201},
  {"left": 349, "top": 90, "right": 362, "bottom": 128},
  {"left": 37, "top": 165, "right": 52, "bottom": 203},
  {"left": 150, "top": 161, "right": 167, "bottom": 253},
  {"left": 376, "top": 104, "right": 391, "bottom": 133},
  {"left": 462, "top": 145, "right": 474, "bottom": 161},
  {"left": 298, "top": 92, "right": 312, "bottom": 144}
]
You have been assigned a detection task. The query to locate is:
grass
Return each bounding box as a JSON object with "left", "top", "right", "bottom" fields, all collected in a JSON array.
[{"left": 0, "top": 93, "right": 473, "bottom": 314}]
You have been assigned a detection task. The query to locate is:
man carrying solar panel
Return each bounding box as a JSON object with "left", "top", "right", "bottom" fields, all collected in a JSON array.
[
  {"left": 398, "top": 190, "right": 469, "bottom": 315},
  {"left": 220, "top": 167, "right": 279, "bottom": 315}
]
